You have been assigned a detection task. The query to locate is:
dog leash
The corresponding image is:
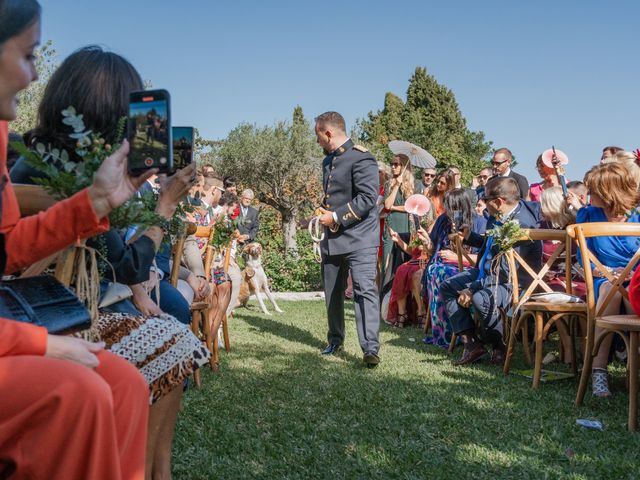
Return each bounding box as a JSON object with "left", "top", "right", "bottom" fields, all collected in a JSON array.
[{"left": 308, "top": 209, "right": 325, "bottom": 263}]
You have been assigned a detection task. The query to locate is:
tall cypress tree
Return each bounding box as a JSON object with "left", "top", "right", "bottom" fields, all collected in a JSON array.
[{"left": 357, "top": 67, "right": 492, "bottom": 184}]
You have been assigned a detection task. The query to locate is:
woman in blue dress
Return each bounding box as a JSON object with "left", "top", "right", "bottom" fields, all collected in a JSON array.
[{"left": 576, "top": 162, "right": 640, "bottom": 397}]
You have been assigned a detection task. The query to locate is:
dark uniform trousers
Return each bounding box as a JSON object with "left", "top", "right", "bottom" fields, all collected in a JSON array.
[
  {"left": 322, "top": 246, "right": 380, "bottom": 354},
  {"left": 440, "top": 268, "right": 512, "bottom": 347}
]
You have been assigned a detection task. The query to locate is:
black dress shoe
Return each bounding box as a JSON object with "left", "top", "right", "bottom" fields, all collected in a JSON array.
[
  {"left": 363, "top": 352, "right": 380, "bottom": 368},
  {"left": 320, "top": 344, "right": 343, "bottom": 355}
]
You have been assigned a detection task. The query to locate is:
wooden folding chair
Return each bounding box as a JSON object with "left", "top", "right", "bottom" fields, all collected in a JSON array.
[
  {"left": 170, "top": 222, "right": 211, "bottom": 388},
  {"left": 503, "top": 229, "right": 586, "bottom": 388},
  {"left": 568, "top": 222, "right": 640, "bottom": 431},
  {"left": 196, "top": 226, "right": 231, "bottom": 369}
]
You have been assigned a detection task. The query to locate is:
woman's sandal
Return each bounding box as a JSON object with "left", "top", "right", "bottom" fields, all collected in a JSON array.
[
  {"left": 592, "top": 368, "right": 612, "bottom": 398},
  {"left": 416, "top": 313, "right": 427, "bottom": 329},
  {"left": 393, "top": 313, "right": 408, "bottom": 328}
]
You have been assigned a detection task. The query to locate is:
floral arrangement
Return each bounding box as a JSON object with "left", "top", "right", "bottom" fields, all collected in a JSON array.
[
  {"left": 210, "top": 216, "right": 244, "bottom": 250},
  {"left": 486, "top": 219, "right": 530, "bottom": 252},
  {"left": 11, "top": 106, "right": 189, "bottom": 236}
]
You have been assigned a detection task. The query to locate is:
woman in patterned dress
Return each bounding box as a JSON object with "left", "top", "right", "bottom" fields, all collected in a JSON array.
[{"left": 422, "top": 189, "right": 487, "bottom": 348}]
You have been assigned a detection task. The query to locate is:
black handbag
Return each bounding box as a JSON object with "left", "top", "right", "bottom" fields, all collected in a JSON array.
[
  {"left": 0, "top": 274, "right": 92, "bottom": 334},
  {"left": 0, "top": 175, "right": 91, "bottom": 334}
]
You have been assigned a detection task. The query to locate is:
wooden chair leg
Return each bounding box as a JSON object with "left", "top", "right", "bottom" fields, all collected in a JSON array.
[
  {"left": 532, "top": 311, "right": 544, "bottom": 389},
  {"left": 423, "top": 307, "right": 432, "bottom": 335},
  {"left": 222, "top": 315, "right": 231, "bottom": 353},
  {"left": 503, "top": 315, "right": 520, "bottom": 375},
  {"left": 448, "top": 333, "right": 457, "bottom": 355},
  {"left": 628, "top": 331, "right": 638, "bottom": 431},
  {"left": 575, "top": 333, "right": 595, "bottom": 407},
  {"left": 522, "top": 320, "right": 532, "bottom": 366}
]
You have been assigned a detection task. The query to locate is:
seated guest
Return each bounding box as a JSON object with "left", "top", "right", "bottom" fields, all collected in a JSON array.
[
  {"left": 575, "top": 162, "right": 640, "bottom": 397},
  {"left": 441, "top": 177, "right": 542, "bottom": 365},
  {"left": 566, "top": 181, "right": 589, "bottom": 210},
  {"left": 237, "top": 188, "right": 260, "bottom": 243},
  {"left": 385, "top": 224, "right": 432, "bottom": 328},
  {"left": 13, "top": 45, "right": 209, "bottom": 478},
  {"left": 0, "top": 4, "right": 148, "bottom": 476},
  {"left": 539, "top": 186, "right": 585, "bottom": 363},
  {"left": 489, "top": 147, "right": 529, "bottom": 199},
  {"left": 528, "top": 154, "right": 563, "bottom": 201},
  {"left": 422, "top": 189, "right": 487, "bottom": 348}
]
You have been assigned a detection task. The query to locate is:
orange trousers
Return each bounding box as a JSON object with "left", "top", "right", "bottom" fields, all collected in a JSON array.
[{"left": 0, "top": 351, "right": 148, "bottom": 480}]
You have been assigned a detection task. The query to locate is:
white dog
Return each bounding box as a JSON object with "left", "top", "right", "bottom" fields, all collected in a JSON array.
[{"left": 239, "top": 242, "right": 283, "bottom": 315}]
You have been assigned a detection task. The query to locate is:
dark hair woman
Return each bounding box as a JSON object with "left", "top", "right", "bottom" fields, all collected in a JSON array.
[
  {"left": 0, "top": 2, "right": 151, "bottom": 478},
  {"left": 421, "top": 188, "right": 487, "bottom": 348},
  {"left": 427, "top": 169, "right": 456, "bottom": 217},
  {"left": 10, "top": 45, "right": 209, "bottom": 478}
]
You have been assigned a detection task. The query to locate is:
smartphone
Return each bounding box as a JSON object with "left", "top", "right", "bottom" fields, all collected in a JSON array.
[
  {"left": 172, "top": 126, "right": 195, "bottom": 173},
  {"left": 127, "top": 89, "right": 172, "bottom": 175}
]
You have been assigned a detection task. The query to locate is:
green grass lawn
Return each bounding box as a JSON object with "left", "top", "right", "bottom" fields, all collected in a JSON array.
[{"left": 173, "top": 300, "right": 640, "bottom": 479}]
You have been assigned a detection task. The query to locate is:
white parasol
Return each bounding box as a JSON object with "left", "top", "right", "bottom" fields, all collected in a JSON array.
[{"left": 388, "top": 140, "right": 436, "bottom": 169}]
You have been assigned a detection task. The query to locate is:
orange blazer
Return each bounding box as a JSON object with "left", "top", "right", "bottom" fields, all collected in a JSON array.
[{"left": 0, "top": 120, "right": 110, "bottom": 356}]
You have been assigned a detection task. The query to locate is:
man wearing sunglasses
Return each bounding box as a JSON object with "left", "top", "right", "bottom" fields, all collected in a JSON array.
[
  {"left": 440, "top": 177, "right": 541, "bottom": 366},
  {"left": 416, "top": 167, "right": 437, "bottom": 194},
  {"left": 475, "top": 167, "right": 492, "bottom": 197},
  {"left": 489, "top": 148, "right": 529, "bottom": 199}
]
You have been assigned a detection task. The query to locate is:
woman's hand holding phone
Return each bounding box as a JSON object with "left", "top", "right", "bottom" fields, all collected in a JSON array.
[
  {"left": 156, "top": 163, "right": 197, "bottom": 219},
  {"left": 88, "top": 140, "right": 158, "bottom": 219}
]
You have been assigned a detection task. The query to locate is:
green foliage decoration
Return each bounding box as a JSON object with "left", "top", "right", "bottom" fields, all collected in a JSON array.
[{"left": 11, "top": 107, "right": 190, "bottom": 236}]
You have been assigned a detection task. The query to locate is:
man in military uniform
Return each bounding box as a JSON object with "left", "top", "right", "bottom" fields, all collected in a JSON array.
[{"left": 314, "top": 111, "right": 381, "bottom": 368}]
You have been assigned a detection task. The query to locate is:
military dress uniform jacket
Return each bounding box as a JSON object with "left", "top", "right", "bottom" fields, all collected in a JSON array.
[{"left": 320, "top": 139, "right": 380, "bottom": 256}]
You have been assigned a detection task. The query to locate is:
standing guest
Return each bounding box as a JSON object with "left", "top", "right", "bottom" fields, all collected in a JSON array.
[
  {"left": 447, "top": 165, "right": 477, "bottom": 205},
  {"left": 427, "top": 170, "right": 456, "bottom": 217},
  {"left": 237, "top": 188, "right": 260, "bottom": 243},
  {"left": 600, "top": 145, "right": 624, "bottom": 163},
  {"left": 440, "top": 177, "right": 541, "bottom": 366},
  {"left": 0, "top": 2, "right": 149, "bottom": 478},
  {"left": 381, "top": 153, "right": 414, "bottom": 296},
  {"left": 489, "top": 148, "right": 529, "bottom": 199},
  {"left": 475, "top": 167, "right": 492, "bottom": 197},
  {"left": 528, "top": 154, "right": 562, "bottom": 202},
  {"left": 575, "top": 163, "right": 640, "bottom": 397},
  {"left": 416, "top": 167, "right": 437, "bottom": 194},
  {"left": 314, "top": 111, "right": 381, "bottom": 368}
]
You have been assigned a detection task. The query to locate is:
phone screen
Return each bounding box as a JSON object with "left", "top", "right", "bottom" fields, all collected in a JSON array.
[
  {"left": 128, "top": 89, "right": 172, "bottom": 174},
  {"left": 172, "top": 126, "right": 194, "bottom": 172}
]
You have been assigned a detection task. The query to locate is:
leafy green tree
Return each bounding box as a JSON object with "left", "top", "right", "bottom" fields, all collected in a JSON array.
[
  {"left": 217, "top": 106, "right": 322, "bottom": 255},
  {"left": 356, "top": 67, "right": 492, "bottom": 184},
  {"left": 13, "top": 41, "right": 58, "bottom": 133}
]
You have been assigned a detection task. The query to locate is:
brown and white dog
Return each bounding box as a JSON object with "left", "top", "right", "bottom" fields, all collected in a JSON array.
[{"left": 238, "top": 242, "right": 283, "bottom": 315}]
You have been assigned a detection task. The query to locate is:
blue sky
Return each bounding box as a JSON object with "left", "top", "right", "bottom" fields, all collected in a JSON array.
[{"left": 40, "top": 0, "right": 640, "bottom": 182}]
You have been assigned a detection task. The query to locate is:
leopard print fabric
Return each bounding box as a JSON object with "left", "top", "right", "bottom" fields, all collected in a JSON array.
[{"left": 78, "top": 312, "right": 210, "bottom": 404}]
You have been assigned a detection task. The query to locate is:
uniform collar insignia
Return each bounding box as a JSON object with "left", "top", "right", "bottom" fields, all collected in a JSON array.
[{"left": 331, "top": 139, "right": 353, "bottom": 157}]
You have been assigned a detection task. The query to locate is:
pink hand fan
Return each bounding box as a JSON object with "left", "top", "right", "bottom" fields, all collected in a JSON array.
[
  {"left": 541, "top": 147, "right": 569, "bottom": 168},
  {"left": 404, "top": 194, "right": 431, "bottom": 216}
]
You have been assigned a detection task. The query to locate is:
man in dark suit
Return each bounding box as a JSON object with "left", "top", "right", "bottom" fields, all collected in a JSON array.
[
  {"left": 440, "top": 177, "right": 542, "bottom": 366},
  {"left": 314, "top": 111, "right": 381, "bottom": 368},
  {"left": 489, "top": 148, "right": 529, "bottom": 199},
  {"left": 237, "top": 188, "right": 260, "bottom": 243}
]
